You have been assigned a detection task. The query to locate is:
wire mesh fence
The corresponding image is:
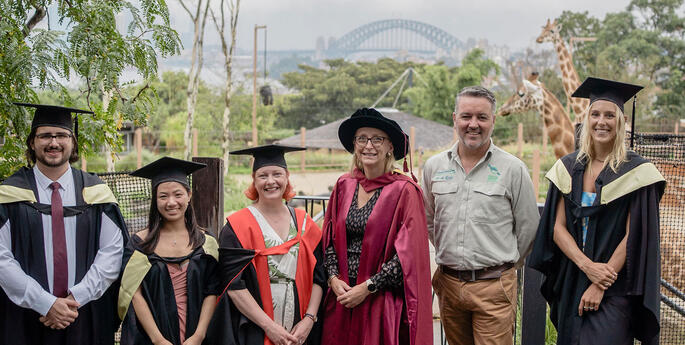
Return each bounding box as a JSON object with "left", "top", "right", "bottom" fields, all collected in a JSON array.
[
  {"left": 631, "top": 133, "right": 685, "bottom": 344},
  {"left": 97, "top": 172, "right": 151, "bottom": 235}
]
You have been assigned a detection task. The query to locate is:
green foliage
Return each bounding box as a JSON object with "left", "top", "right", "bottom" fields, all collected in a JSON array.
[
  {"left": 404, "top": 49, "right": 500, "bottom": 125},
  {"left": 278, "top": 58, "right": 419, "bottom": 128},
  {"left": 557, "top": 0, "right": 685, "bottom": 121},
  {"left": 0, "top": 0, "right": 181, "bottom": 178}
]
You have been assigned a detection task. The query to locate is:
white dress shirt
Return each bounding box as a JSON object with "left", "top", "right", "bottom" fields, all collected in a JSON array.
[{"left": 0, "top": 166, "right": 124, "bottom": 316}]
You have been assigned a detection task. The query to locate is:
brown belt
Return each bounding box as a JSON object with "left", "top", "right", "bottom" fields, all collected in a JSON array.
[{"left": 439, "top": 263, "right": 514, "bottom": 282}]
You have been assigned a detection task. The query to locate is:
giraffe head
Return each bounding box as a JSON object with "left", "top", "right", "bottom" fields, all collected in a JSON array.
[
  {"left": 536, "top": 19, "right": 562, "bottom": 44},
  {"left": 497, "top": 73, "right": 544, "bottom": 116}
]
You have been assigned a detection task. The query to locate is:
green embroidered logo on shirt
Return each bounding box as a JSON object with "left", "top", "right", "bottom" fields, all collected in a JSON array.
[{"left": 487, "top": 164, "right": 500, "bottom": 182}]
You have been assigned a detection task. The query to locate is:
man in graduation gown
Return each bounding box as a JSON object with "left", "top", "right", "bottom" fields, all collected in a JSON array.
[
  {"left": 527, "top": 151, "right": 665, "bottom": 344},
  {"left": 0, "top": 103, "right": 128, "bottom": 345}
]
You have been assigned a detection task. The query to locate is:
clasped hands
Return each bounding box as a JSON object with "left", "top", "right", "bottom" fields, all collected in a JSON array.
[
  {"left": 577, "top": 260, "right": 618, "bottom": 316},
  {"left": 40, "top": 294, "right": 80, "bottom": 330},
  {"left": 329, "top": 276, "right": 370, "bottom": 309}
]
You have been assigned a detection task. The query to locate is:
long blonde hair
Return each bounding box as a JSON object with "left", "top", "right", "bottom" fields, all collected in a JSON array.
[{"left": 576, "top": 102, "right": 627, "bottom": 172}]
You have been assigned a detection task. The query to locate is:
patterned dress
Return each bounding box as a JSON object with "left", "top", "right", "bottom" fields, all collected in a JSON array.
[
  {"left": 247, "top": 206, "right": 300, "bottom": 330},
  {"left": 324, "top": 184, "right": 403, "bottom": 289}
]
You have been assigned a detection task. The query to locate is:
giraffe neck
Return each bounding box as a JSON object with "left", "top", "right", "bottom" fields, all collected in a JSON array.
[
  {"left": 541, "top": 87, "right": 575, "bottom": 157},
  {"left": 552, "top": 33, "right": 581, "bottom": 98}
]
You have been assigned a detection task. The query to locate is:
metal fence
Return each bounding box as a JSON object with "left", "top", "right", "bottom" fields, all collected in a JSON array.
[{"left": 632, "top": 133, "right": 685, "bottom": 344}]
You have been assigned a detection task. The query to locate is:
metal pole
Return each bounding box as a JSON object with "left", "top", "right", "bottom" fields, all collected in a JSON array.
[{"left": 252, "top": 24, "right": 266, "bottom": 146}]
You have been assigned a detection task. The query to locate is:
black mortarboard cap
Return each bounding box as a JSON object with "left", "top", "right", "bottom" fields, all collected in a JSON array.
[
  {"left": 14, "top": 102, "right": 94, "bottom": 135},
  {"left": 230, "top": 144, "right": 305, "bottom": 172},
  {"left": 570, "top": 77, "right": 643, "bottom": 113},
  {"left": 130, "top": 157, "right": 206, "bottom": 189}
]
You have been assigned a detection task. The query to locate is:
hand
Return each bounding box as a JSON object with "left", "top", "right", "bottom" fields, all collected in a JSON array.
[
  {"left": 290, "top": 318, "right": 314, "bottom": 345},
  {"left": 337, "top": 282, "right": 370, "bottom": 308},
  {"left": 264, "top": 322, "right": 298, "bottom": 345},
  {"left": 329, "top": 276, "right": 351, "bottom": 297},
  {"left": 182, "top": 333, "right": 205, "bottom": 345},
  {"left": 152, "top": 338, "right": 173, "bottom": 345},
  {"left": 580, "top": 261, "right": 617, "bottom": 289},
  {"left": 578, "top": 283, "right": 605, "bottom": 316},
  {"left": 39, "top": 296, "right": 79, "bottom": 329}
]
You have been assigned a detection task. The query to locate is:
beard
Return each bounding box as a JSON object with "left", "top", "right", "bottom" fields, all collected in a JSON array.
[{"left": 35, "top": 146, "right": 72, "bottom": 167}]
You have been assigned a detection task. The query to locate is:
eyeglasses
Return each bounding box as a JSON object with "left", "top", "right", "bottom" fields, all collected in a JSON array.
[
  {"left": 35, "top": 133, "right": 73, "bottom": 142},
  {"left": 354, "top": 136, "right": 387, "bottom": 147}
]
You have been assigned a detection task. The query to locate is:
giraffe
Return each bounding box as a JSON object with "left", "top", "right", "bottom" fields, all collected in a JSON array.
[
  {"left": 537, "top": 18, "right": 589, "bottom": 125},
  {"left": 497, "top": 73, "right": 575, "bottom": 158}
]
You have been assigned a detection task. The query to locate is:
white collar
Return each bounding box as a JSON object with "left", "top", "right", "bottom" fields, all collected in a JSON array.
[{"left": 33, "top": 165, "right": 73, "bottom": 192}]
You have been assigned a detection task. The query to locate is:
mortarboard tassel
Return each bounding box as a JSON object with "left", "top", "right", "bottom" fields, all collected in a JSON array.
[{"left": 630, "top": 96, "right": 636, "bottom": 149}]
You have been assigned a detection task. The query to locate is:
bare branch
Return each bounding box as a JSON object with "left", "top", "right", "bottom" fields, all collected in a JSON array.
[
  {"left": 178, "top": 0, "right": 195, "bottom": 21},
  {"left": 23, "top": 5, "right": 47, "bottom": 37},
  {"left": 130, "top": 83, "right": 151, "bottom": 104},
  {"left": 210, "top": 8, "right": 222, "bottom": 36}
]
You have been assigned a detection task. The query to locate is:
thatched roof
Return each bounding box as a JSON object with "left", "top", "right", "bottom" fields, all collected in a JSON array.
[{"left": 276, "top": 108, "right": 455, "bottom": 151}]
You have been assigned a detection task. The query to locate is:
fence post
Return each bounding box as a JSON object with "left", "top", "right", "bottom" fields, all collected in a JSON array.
[
  {"left": 676, "top": 121, "right": 680, "bottom": 135},
  {"left": 135, "top": 128, "right": 143, "bottom": 169},
  {"left": 191, "top": 157, "right": 224, "bottom": 237},
  {"left": 81, "top": 156, "right": 87, "bottom": 172},
  {"left": 192, "top": 128, "right": 199, "bottom": 157},
  {"left": 517, "top": 123, "right": 524, "bottom": 158},
  {"left": 300, "top": 127, "right": 306, "bottom": 172},
  {"left": 532, "top": 149, "right": 540, "bottom": 202}
]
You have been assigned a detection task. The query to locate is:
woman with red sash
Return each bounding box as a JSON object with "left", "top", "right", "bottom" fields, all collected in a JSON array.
[
  {"left": 206, "top": 145, "right": 324, "bottom": 345},
  {"left": 322, "top": 108, "right": 433, "bottom": 345}
]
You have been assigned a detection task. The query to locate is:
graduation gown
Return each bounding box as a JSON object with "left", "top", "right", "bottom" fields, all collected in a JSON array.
[
  {"left": 527, "top": 151, "right": 666, "bottom": 345},
  {"left": 118, "top": 233, "right": 220, "bottom": 345},
  {"left": 322, "top": 169, "right": 433, "bottom": 345},
  {"left": 0, "top": 167, "right": 129, "bottom": 345},
  {"left": 206, "top": 206, "right": 325, "bottom": 345}
]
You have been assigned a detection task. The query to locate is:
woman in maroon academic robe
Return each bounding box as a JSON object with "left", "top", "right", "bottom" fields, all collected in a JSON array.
[{"left": 322, "top": 108, "right": 433, "bottom": 345}]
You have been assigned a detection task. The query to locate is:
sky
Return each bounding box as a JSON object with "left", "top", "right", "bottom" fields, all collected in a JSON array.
[{"left": 167, "top": 0, "right": 634, "bottom": 52}]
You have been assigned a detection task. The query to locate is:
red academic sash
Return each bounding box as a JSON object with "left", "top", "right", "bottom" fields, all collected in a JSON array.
[{"left": 227, "top": 207, "right": 321, "bottom": 345}]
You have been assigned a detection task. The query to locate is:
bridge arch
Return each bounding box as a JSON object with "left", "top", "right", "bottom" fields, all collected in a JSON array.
[{"left": 327, "top": 19, "right": 463, "bottom": 53}]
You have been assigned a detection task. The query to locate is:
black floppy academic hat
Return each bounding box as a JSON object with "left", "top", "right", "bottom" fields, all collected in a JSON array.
[
  {"left": 571, "top": 77, "right": 643, "bottom": 113},
  {"left": 14, "top": 102, "right": 93, "bottom": 135},
  {"left": 230, "top": 144, "right": 305, "bottom": 172},
  {"left": 338, "top": 108, "right": 409, "bottom": 160},
  {"left": 130, "top": 157, "right": 206, "bottom": 189}
]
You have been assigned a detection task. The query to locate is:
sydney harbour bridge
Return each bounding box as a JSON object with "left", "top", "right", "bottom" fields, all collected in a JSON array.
[
  {"left": 268, "top": 19, "right": 470, "bottom": 61},
  {"left": 324, "top": 19, "right": 464, "bottom": 57}
]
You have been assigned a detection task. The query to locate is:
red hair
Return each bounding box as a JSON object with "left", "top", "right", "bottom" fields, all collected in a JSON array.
[{"left": 244, "top": 170, "right": 296, "bottom": 202}]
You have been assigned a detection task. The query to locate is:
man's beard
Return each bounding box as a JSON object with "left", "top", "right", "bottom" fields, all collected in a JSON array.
[{"left": 36, "top": 147, "right": 71, "bottom": 167}]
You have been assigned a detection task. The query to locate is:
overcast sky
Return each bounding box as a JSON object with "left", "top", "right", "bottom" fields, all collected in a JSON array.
[{"left": 167, "top": 0, "right": 633, "bottom": 52}]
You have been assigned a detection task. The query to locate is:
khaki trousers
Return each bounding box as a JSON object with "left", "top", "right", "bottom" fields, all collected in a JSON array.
[{"left": 433, "top": 267, "right": 517, "bottom": 345}]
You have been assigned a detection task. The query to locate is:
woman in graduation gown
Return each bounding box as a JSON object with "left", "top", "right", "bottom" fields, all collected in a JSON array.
[
  {"left": 527, "top": 78, "right": 666, "bottom": 345},
  {"left": 322, "top": 108, "right": 432, "bottom": 345},
  {"left": 118, "top": 157, "right": 220, "bottom": 345},
  {"left": 207, "top": 145, "right": 325, "bottom": 345}
]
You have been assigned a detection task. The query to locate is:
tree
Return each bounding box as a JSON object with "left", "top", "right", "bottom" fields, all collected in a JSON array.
[
  {"left": 179, "top": 0, "right": 211, "bottom": 160},
  {"left": 404, "top": 49, "right": 499, "bottom": 125},
  {"left": 0, "top": 0, "right": 181, "bottom": 178},
  {"left": 211, "top": 0, "right": 241, "bottom": 176}
]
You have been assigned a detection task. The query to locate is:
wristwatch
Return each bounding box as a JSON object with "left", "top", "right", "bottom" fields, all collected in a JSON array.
[
  {"left": 365, "top": 279, "right": 378, "bottom": 293},
  {"left": 304, "top": 313, "right": 318, "bottom": 323}
]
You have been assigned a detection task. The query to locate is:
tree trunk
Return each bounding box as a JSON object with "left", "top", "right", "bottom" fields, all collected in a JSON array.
[
  {"left": 102, "top": 89, "right": 115, "bottom": 172},
  {"left": 182, "top": 0, "right": 210, "bottom": 160},
  {"left": 213, "top": 0, "right": 241, "bottom": 176}
]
